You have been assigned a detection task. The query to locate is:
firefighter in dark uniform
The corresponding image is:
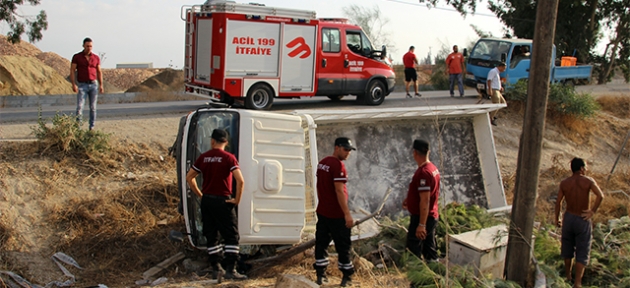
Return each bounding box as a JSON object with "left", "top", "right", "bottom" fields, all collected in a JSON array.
[
  {"left": 313, "top": 137, "right": 356, "bottom": 287},
  {"left": 186, "top": 129, "right": 247, "bottom": 280}
]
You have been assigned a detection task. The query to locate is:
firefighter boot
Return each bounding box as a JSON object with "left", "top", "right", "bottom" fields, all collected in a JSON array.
[
  {"left": 211, "top": 263, "right": 225, "bottom": 281},
  {"left": 224, "top": 261, "right": 247, "bottom": 280},
  {"left": 340, "top": 270, "right": 354, "bottom": 287},
  {"left": 313, "top": 264, "right": 328, "bottom": 285},
  {"left": 340, "top": 275, "right": 353, "bottom": 287}
]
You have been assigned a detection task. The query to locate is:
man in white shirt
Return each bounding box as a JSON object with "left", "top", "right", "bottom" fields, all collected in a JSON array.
[{"left": 486, "top": 62, "right": 507, "bottom": 126}]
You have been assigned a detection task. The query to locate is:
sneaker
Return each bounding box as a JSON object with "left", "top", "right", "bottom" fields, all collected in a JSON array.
[
  {"left": 450, "top": 94, "right": 454, "bottom": 97},
  {"left": 460, "top": 94, "right": 464, "bottom": 97},
  {"left": 406, "top": 93, "right": 412, "bottom": 98},
  {"left": 340, "top": 275, "right": 353, "bottom": 287},
  {"left": 414, "top": 93, "right": 421, "bottom": 97},
  {"left": 491, "top": 119, "right": 497, "bottom": 126},
  {"left": 224, "top": 270, "right": 248, "bottom": 280}
]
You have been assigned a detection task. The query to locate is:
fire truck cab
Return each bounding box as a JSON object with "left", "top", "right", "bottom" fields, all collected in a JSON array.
[{"left": 182, "top": 1, "right": 395, "bottom": 110}]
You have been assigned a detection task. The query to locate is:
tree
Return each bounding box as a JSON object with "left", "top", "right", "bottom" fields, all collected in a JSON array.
[
  {"left": 596, "top": 0, "right": 630, "bottom": 83},
  {"left": 1, "top": 0, "right": 48, "bottom": 43},
  {"left": 342, "top": 4, "right": 394, "bottom": 52}
]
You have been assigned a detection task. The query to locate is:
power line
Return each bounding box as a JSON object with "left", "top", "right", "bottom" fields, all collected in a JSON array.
[{"left": 384, "top": 0, "right": 498, "bottom": 18}]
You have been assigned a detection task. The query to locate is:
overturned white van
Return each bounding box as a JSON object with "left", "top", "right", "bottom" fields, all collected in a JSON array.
[{"left": 171, "top": 104, "right": 508, "bottom": 249}]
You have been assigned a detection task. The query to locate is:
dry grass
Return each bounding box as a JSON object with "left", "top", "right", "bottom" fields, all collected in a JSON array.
[
  {"left": 46, "top": 178, "right": 183, "bottom": 284},
  {"left": 597, "top": 95, "right": 630, "bottom": 119}
]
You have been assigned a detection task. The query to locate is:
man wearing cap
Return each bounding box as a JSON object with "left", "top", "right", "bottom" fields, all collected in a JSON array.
[
  {"left": 486, "top": 62, "right": 507, "bottom": 126},
  {"left": 313, "top": 137, "right": 356, "bottom": 287},
  {"left": 186, "top": 129, "right": 247, "bottom": 280},
  {"left": 403, "top": 139, "right": 440, "bottom": 262}
]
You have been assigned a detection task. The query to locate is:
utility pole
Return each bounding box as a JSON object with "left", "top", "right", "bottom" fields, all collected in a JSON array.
[{"left": 504, "top": 0, "right": 559, "bottom": 285}]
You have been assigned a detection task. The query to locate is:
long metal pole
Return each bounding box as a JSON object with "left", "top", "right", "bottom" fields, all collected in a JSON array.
[{"left": 504, "top": 0, "right": 560, "bottom": 284}]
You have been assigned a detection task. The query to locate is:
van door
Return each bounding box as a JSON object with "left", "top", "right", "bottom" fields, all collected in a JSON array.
[{"left": 315, "top": 27, "right": 345, "bottom": 96}]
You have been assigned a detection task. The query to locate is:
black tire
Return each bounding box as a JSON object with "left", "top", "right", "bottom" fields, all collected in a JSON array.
[
  {"left": 220, "top": 92, "right": 234, "bottom": 106},
  {"left": 362, "top": 80, "right": 386, "bottom": 106},
  {"left": 245, "top": 83, "right": 274, "bottom": 110},
  {"left": 562, "top": 79, "right": 575, "bottom": 88},
  {"left": 327, "top": 95, "right": 344, "bottom": 101}
]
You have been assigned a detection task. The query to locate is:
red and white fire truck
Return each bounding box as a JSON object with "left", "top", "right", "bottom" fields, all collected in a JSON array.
[{"left": 181, "top": 1, "right": 395, "bottom": 110}]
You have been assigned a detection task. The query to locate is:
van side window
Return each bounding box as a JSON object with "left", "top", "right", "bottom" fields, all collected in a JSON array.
[{"left": 322, "top": 28, "right": 340, "bottom": 53}]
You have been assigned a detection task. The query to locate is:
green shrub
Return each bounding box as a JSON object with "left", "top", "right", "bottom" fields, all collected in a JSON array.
[
  {"left": 31, "top": 111, "right": 110, "bottom": 157},
  {"left": 505, "top": 81, "right": 600, "bottom": 118}
]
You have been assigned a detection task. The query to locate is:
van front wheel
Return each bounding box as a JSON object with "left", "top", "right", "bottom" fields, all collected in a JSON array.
[
  {"left": 362, "top": 80, "right": 386, "bottom": 105},
  {"left": 245, "top": 84, "right": 274, "bottom": 110}
]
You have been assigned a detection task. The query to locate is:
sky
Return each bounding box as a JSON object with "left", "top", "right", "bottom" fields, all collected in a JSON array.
[{"left": 1, "top": 0, "right": 507, "bottom": 69}]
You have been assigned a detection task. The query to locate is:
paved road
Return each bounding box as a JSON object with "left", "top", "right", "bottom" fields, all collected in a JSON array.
[
  {"left": 1, "top": 83, "right": 627, "bottom": 124},
  {"left": 0, "top": 90, "right": 484, "bottom": 124}
]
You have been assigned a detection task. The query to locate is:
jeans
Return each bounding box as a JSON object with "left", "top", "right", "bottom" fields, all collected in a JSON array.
[
  {"left": 76, "top": 82, "right": 98, "bottom": 129},
  {"left": 449, "top": 74, "right": 464, "bottom": 96}
]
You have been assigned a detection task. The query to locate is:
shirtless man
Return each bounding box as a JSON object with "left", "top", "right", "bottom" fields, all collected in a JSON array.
[{"left": 554, "top": 158, "right": 604, "bottom": 288}]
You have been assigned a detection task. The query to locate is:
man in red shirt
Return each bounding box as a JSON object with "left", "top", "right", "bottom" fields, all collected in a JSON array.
[
  {"left": 446, "top": 45, "right": 466, "bottom": 97},
  {"left": 403, "top": 139, "right": 440, "bottom": 262},
  {"left": 403, "top": 46, "right": 421, "bottom": 98},
  {"left": 186, "top": 129, "right": 247, "bottom": 280},
  {"left": 313, "top": 137, "right": 356, "bottom": 287},
  {"left": 70, "top": 37, "right": 104, "bottom": 131}
]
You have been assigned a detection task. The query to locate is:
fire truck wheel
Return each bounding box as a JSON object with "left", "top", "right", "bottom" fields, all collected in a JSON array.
[
  {"left": 363, "top": 80, "right": 386, "bottom": 106},
  {"left": 327, "top": 95, "right": 344, "bottom": 101},
  {"left": 245, "top": 83, "right": 274, "bottom": 110}
]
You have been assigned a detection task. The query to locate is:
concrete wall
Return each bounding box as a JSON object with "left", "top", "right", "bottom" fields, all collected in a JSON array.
[{"left": 315, "top": 116, "right": 505, "bottom": 216}]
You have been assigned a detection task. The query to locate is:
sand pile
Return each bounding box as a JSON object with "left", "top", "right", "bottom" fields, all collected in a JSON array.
[
  {"left": 126, "top": 69, "right": 184, "bottom": 93},
  {"left": 35, "top": 52, "right": 71, "bottom": 78},
  {"left": 102, "top": 68, "right": 161, "bottom": 91},
  {"left": 0, "top": 56, "right": 74, "bottom": 96},
  {"left": 0, "top": 35, "right": 41, "bottom": 57}
]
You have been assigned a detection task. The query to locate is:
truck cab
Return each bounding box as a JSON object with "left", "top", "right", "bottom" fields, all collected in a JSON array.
[
  {"left": 182, "top": 1, "right": 395, "bottom": 110},
  {"left": 465, "top": 38, "right": 592, "bottom": 95}
]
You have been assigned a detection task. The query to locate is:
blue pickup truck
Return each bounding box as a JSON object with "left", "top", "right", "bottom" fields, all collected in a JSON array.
[{"left": 464, "top": 38, "right": 593, "bottom": 94}]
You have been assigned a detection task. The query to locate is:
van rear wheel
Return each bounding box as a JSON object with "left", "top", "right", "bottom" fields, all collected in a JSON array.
[
  {"left": 245, "top": 83, "right": 274, "bottom": 110},
  {"left": 362, "top": 80, "right": 386, "bottom": 106}
]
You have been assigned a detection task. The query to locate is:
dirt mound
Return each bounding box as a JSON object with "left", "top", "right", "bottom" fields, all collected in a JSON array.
[
  {"left": 126, "top": 69, "right": 184, "bottom": 93},
  {"left": 36, "top": 52, "right": 71, "bottom": 78},
  {"left": 102, "top": 68, "right": 161, "bottom": 92},
  {"left": 0, "top": 35, "right": 42, "bottom": 57},
  {"left": 0, "top": 56, "right": 74, "bottom": 96}
]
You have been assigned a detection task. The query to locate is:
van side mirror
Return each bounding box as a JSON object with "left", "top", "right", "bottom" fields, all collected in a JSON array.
[
  {"left": 381, "top": 45, "right": 387, "bottom": 58},
  {"left": 463, "top": 48, "right": 468, "bottom": 57},
  {"left": 501, "top": 53, "right": 507, "bottom": 63}
]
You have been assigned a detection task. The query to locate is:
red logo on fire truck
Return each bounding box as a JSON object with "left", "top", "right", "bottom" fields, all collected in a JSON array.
[{"left": 286, "top": 37, "right": 311, "bottom": 59}]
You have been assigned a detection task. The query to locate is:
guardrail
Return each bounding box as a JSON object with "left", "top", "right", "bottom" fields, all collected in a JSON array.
[{"left": 1, "top": 92, "right": 146, "bottom": 108}]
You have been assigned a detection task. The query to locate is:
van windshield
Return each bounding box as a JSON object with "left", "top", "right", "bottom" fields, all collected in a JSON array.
[{"left": 186, "top": 110, "right": 240, "bottom": 247}]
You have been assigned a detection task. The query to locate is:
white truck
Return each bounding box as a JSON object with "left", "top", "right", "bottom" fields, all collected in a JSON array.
[{"left": 171, "top": 105, "right": 508, "bottom": 249}]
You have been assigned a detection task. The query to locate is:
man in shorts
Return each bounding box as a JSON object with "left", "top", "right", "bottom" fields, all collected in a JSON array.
[
  {"left": 403, "top": 46, "right": 421, "bottom": 98},
  {"left": 554, "top": 157, "right": 604, "bottom": 287}
]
